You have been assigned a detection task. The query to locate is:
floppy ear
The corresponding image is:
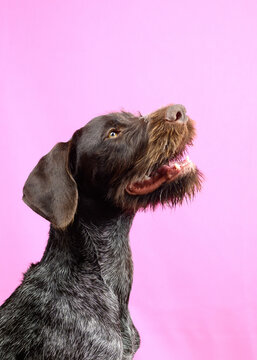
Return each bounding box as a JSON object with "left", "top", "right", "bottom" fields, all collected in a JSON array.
[{"left": 22, "top": 142, "right": 78, "bottom": 229}]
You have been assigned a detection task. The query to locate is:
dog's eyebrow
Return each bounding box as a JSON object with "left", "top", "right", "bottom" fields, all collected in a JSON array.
[{"left": 105, "top": 118, "right": 129, "bottom": 129}]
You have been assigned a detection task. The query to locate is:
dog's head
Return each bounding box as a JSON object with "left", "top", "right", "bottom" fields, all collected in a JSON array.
[{"left": 23, "top": 104, "right": 202, "bottom": 229}]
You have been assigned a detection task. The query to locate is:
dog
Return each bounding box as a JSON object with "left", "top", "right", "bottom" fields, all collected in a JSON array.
[{"left": 0, "top": 103, "right": 202, "bottom": 359}]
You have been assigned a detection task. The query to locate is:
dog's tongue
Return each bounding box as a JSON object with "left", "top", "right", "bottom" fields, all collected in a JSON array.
[{"left": 126, "top": 157, "right": 192, "bottom": 195}]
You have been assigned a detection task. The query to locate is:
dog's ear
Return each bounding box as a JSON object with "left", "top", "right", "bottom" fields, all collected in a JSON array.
[{"left": 23, "top": 142, "right": 78, "bottom": 229}]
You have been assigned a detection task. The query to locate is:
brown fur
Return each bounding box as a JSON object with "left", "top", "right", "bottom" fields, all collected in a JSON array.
[{"left": 23, "top": 104, "right": 202, "bottom": 229}]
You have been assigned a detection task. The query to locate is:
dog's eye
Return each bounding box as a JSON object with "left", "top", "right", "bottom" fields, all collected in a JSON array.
[{"left": 108, "top": 130, "right": 119, "bottom": 138}]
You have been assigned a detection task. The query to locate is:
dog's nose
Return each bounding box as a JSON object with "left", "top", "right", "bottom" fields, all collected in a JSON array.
[{"left": 165, "top": 104, "right": 187, "bottom": 123}]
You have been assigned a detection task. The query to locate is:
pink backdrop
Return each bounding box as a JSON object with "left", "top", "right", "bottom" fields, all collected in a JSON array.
[{"left": 1, "top": 0, "right": 257, "bottom": 359}]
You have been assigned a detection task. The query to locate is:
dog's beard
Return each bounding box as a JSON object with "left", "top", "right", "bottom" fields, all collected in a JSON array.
[{"left": 109, "top": 146, "right": 202, "bottom": 212}]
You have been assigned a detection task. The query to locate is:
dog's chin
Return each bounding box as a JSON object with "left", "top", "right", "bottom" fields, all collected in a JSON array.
[
  {"left": 121, "top": 163, "right": 202, "bottom": 212},
  {"left": 154, "top": 167, "right": 203, "bottom": 208}
]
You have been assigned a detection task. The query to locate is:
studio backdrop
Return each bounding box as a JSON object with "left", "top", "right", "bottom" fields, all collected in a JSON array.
[{"left": 0, "top": 1, "right": 257, "bottom": 359}]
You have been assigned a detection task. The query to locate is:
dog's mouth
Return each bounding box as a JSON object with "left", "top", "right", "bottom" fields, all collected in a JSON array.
[{"left": 126, "top": 156, "right": 195, "bottom": 195}]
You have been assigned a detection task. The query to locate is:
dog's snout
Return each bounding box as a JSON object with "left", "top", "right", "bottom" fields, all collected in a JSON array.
[{"left": 165, "top": 104, "right": 187, "bottom": 123}]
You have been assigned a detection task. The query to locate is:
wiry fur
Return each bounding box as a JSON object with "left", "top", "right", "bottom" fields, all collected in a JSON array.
[{"left": 0, "top": 104, "right": 202, "bottom": 359}]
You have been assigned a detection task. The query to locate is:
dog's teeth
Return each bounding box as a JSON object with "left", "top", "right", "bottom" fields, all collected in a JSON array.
[
  {"left": 174, "top": 163, "right": 181, "bottom": 170},
  {"left": 144, "top": 175, "right": 151, "bottom": 180}
]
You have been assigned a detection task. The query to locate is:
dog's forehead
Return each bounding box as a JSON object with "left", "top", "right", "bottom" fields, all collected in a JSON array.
[
  {"left": 86, "top": 112, "right": 137, "bottom": 129},
  {"left": 81, "top": 112, "right": 137, "bottom": 137},
  {"left": 74, "top": 112, "right": 138, "bottom": 153}
]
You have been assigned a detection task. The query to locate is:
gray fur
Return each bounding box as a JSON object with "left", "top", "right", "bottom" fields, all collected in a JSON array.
[{"left": 0, "top": 214, "right": 139, "bottom": 359}]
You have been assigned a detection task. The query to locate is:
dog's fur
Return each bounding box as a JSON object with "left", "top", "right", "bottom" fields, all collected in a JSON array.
[{"left": 0, "top": 104, "right": 202, "bottom": 359}]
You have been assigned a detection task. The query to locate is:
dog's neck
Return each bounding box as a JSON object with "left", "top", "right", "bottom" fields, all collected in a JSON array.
[{"left": 42, "top": 197, "right": 135, "bottom": 306}]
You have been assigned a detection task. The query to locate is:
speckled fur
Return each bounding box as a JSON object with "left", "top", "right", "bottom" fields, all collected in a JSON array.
[{"left": 0, "top": 104, "right": 202, "bottom": 359}]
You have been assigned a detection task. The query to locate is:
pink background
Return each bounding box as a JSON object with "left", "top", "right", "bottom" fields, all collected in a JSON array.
[{"left": 1, "top": 0, "right": 257, "bottom": 359}]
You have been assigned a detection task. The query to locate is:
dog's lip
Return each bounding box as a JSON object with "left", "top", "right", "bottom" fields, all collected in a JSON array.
[{"left": 126, "top": 156, "right": 195, "bottom": 196}]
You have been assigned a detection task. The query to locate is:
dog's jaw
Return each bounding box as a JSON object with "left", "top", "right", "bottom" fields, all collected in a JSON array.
[{"left": 126, "top": 156, "right": 196, "bottom": 195}]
